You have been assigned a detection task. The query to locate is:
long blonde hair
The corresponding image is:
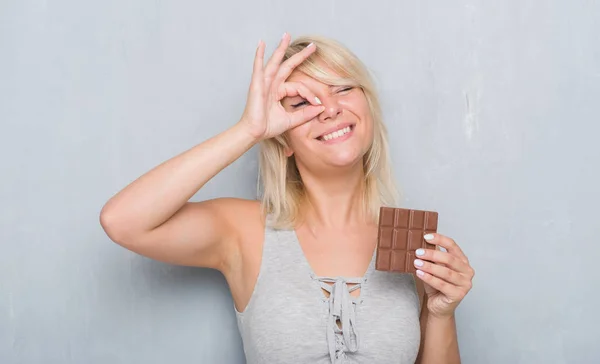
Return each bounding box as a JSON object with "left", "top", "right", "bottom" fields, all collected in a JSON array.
[{"left": 258, "top": 35, "right": 399, "bottom": 229}]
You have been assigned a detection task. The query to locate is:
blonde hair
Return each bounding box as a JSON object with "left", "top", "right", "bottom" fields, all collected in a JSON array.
[{"left": 258, "top": 35, "right": 399, "bottom": 229}]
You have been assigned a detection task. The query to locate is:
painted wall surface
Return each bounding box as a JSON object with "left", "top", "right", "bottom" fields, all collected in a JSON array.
[{"left": 1, "top": 1, "right": 599, "bottom": 363}]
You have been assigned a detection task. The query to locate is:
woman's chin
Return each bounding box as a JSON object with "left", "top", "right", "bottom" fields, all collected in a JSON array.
[{"left": 323, "top": 151, "right": 364, "bottom": 169}]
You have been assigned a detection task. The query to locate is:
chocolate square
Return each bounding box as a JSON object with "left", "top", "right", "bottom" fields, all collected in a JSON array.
[{"left": 375, "top": 206, "right": 438, "bottom": 274}]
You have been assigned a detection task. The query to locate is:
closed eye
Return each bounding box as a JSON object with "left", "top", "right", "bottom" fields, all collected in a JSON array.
[
  {"left": 337, "top": 86, "right": 354, "bottom": 93},
  {"left": 291, "top": 100, "right": 309, "bottom": 108}
]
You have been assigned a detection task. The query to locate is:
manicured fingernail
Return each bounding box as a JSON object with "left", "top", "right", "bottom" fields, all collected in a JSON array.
[
  {"left": 424, "top": 234, "right": 434, "bottom": 241},
  {"left": 416, "top": 270, "right": 425, "bottom": 277},
  {"left": 306, "top": 42, "right": 314, "bottom": 48},
  {"left": 414, "top": 259, "right": 424, "bottom": 267},
  {"left": 416, "top": 248, "right": 425, "bottom": 256},
  {"left": 315, "top": 97, "right": 322, "bottom": 104}
]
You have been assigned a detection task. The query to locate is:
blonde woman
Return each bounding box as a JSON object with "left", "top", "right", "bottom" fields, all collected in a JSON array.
[{"left": 100, "top": 33, "right": 474, "bottom": 364}]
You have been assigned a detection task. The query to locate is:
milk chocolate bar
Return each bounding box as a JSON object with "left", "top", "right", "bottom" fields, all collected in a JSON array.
[{"left": 375, "top": 207, "right": 438, "bottom": 273}]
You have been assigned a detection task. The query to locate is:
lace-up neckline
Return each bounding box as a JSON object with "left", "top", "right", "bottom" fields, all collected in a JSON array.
[
  {"left": 315, "top": 276, "right": 365, "bottom": 363},
  {"left": 293, "top": 230, "right": 376, "bottom": 363}
]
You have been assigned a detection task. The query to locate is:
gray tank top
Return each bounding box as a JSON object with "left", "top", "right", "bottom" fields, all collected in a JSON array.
[{"left": 235, "top": 223, "right": 422, "bottom": 363}]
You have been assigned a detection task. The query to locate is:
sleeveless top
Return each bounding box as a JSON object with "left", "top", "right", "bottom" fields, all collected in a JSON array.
[{"left": 234, "top": 223, "right": 422, "bottom": 364}]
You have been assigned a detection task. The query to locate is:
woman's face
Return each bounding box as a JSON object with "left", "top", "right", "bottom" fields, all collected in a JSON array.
[{"left": 281, "top": 65, "right": 374, "bottom": 172}]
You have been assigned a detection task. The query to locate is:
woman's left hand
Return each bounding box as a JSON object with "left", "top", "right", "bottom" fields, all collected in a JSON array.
[{"left": 413, "top": 233, "right": 475, "bottom": 319}]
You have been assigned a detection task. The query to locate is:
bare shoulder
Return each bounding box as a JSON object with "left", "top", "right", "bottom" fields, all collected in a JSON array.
[
  {"left": 210, "top": 198, "right": 267, "bottom": 309},
  {"left": 206, "top": 197, "right": 266, "bottom": 271},
  {"left": 205, "top": 197, "right": 264, "bottom": 233}
]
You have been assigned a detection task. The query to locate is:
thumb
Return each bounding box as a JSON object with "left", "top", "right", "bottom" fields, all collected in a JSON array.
[{"left": 288, "top": 105, "right": 325, "bottom": 129}]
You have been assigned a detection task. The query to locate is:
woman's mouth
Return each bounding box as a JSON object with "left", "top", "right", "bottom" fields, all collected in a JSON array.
[{"left": 316, "top": 125, "right": 355, "bottom": 143}]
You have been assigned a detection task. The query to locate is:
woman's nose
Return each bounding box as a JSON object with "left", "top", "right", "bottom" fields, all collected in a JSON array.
[{"left": 317, "top": 100, "right": 342, "bottom": 123}]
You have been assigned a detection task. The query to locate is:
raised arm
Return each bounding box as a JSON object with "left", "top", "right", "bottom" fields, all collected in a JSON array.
[{"left": 99, "top": 34, "right": 325, "bottom": 272}]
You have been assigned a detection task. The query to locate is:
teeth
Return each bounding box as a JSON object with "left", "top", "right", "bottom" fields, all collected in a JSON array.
[{"left": 322, "top": 126, "right": 351, "bottom": 141}]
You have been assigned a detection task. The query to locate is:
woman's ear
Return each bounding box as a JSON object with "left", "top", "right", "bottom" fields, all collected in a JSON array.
[{"left": 284, "top": 147, "right": 294, "bottom": 157}]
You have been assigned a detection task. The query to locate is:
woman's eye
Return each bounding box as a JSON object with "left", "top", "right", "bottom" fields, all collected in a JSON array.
[
  {"left": 291, "top": 100, "right": 309, "bottom": 108},
  {"left": 338, "top": 86, "right": 354, "bottom": 93}
]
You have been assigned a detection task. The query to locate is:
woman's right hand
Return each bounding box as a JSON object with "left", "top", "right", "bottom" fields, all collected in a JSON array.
[{"left": 240, "top": 33, "right": 325, "bottom": 141}]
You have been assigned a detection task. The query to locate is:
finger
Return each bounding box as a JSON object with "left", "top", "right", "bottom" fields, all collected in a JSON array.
[
  {"left": 424, "top": 233, "right": 468, "bottom": 262},
  {"left": 287, "top": 104, "right": 325, "bottom": 129},
  {"left": 250, "top": 41, "right": 265, "bottom": 92},
  {"left": 273, "top": 42, "right": 316, "bottom": 86},
  {"left": 414, "top": 258, "right": 470, "bottom": 287},
  {"left": 415, "top": 270, "right": 465, "bottom": 302},
  {"left": 415, "top": 248, "right": 472, "bottom": 275},
  {"left": 278, "top": 82, "right": 322, "bottom": 106},
  {"left": 264, "top": 33, "right": 291, "bottom": 84}
]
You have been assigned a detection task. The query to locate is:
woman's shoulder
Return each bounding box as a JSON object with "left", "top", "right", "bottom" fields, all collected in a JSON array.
[
  {"left": 206, "top": 197, "right": 265, "bottom": 225},
  {"left": 208, "top": 196, "right": 261, "bottom": 209},
  {"left": 207, "top": 197, "right": 267, "bottom": 240}
]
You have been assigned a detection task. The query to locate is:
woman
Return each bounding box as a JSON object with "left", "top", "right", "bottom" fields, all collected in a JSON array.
[{"left": 100, "top": 33, "right": 474, "bottom": 363}]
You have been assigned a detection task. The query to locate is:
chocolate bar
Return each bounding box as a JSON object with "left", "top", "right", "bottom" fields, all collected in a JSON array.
[{"left": 375, "top": 206, "right": 438, "bottom": 274}]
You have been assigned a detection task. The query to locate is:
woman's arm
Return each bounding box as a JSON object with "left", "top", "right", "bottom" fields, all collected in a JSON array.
[
  {"left": 416, "top": 305, "right": 461, "bottom": 364},
  {"left": 99, "top": 123, "right": 259, "bottom": 269},
  {"left": 99, "top": 35, "right": 324, "bottom": 271},
  {"left": 413, "top": 233, "right": 475, "bottom": 364}
]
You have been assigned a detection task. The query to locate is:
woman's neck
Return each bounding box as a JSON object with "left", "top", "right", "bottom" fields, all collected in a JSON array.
[{"left": 298, "top": 168, "right": 374, "bottom": 230}]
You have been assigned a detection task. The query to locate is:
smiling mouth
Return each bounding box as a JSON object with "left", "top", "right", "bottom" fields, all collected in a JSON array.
[{"left": 316, "top": 125, "right": 355, "bottom": 141}]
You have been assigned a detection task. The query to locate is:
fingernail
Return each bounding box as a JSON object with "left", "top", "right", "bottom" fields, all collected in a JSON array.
[
  {"left": 416, "top": 270, "right": 425, "bottom": 277},
  {"left": 414, "top": 259, "right": 424, "bottom": 267},
  {"left": 424, "top": 234, "right": 434, "bottom": 241},
  {"left": 315, "top": 97, "right": 322, "bottom": 105},
  {"left": 282, "top": 32, "right": 287, "bottom": 39},
  {"left": 306, "top": 42, "right": 314, "bottom": 48},
  {"left": 416, "top": 248, "right": 425, "bottom": 256}
]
